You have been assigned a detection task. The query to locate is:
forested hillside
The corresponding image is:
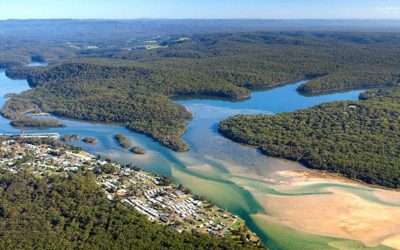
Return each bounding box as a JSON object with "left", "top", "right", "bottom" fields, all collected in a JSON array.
[
  {"left": 3, "top": 32, "right": 400, "bottom": 151},
  {"left": 219, "top": 88, "right": 400, "bottom": 188},
  {"left": 0, "top": 171, "right": 262, "bottom": 250}
]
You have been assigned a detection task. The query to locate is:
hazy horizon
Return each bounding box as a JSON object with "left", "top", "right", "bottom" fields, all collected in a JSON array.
[{"left": 3, "top": 19, "right": 400, "bottom": 43}]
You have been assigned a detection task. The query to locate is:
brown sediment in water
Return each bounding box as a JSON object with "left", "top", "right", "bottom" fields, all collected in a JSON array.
[
  {"left": 255, "top": 189, "right": 400, "bottom": 247},
  {"left": 173, "top": 154, "right": 400, "bottom": 248},
  {"left": 104, "top": 149, "right": 153, "bottom": 163},
  {"left": 374, "top": 189, "right": 400, "bottom": 205},
  {"left": 382, "top": 234, "right": 400, "bottom": 249},
  {"left": 272, "top": 169, "right": 362, "bottom": 186},
  {"left": 246, "top": 170, "right": 400, "bottom": 248}
]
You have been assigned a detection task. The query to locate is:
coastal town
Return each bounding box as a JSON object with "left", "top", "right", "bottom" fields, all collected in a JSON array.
[{"left": 0, "top": 135, "right": 260, "bottom": 245}]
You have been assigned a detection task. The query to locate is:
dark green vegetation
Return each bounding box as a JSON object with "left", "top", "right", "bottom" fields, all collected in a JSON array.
[
  {"left": 0, "top": 171, "right": 262, "bottom": 250},
  {"left": 219, "top": 88, "right": 400, "bottom": 188},
  {"left": 5, "top": 65, "right": 46, "bottom": 80},
  {"left": 13, "top": 60, "right": 196, "bottom": 151},
  {"left": 114, "top": 134, "right": 146, "bottom": 154},
  {"left": 4, "top": 32, "right": 400, "bottom": 151},
  {"left": 10, "top": 117, "right": 64, "bottom": 128},
  {"left": 1, "top": 95, "right": 41, "bottom": 120},
  {"left": 0, "top": 96, "right": 64, "bottom": 129},
  {"left": 298, "top": 70, "right": 400, "bottom": 95},
  {"left": 114, "top": 133, "right": 132, "bottom": 149}
]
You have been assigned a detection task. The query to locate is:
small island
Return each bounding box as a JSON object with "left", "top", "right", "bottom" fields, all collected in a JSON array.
[
  {"left": 114, "top": 133, "right": 131, "bottom": 149},
  {"left": 10, "top": 117, "right": 64, "bottom": 128},
  {"left": 82, "top": 137, "right": 97, "bottom": 145},
  {"left": 114, "top": 133, "right": 145, "bottom": 154},
  {"left": 130, "top": 146, "right": 145, "bottom": 155}
]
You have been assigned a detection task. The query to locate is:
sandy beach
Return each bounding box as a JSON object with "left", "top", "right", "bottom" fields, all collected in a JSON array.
[{"left": 244, "top": 169, "right": 400, "bottom": 249}]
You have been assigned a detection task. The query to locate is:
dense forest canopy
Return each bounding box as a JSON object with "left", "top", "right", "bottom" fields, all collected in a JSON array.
[
  {"left": 3, "top": 31, "right": 400, "bottom": 151},
  {"left": 0, "top": 171, "right": 261, "bottom": 250},
  {"left": 219, "top": 88, "right": 400, "bottom": 188},
  {"left": 1, "top": 22, "right": 400, "bottom": 247}
]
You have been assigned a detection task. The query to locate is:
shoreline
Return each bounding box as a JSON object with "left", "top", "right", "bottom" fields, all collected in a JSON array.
[
  {"left": 0, "top": 136, "right": 263, "bottom": 248},
  {"left": 231, "top": 167, "right": 400, "bottom": 249},
  {"left": 2, "top": 68, "right": 398, "bottom": 248}
]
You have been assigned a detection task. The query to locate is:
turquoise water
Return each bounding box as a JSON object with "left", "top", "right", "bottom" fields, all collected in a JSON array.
[
  {"left": 176, "top": 81, "right": 363, "bottom": 177},
  {"left": 1, "top": 68, "right": 380, "bottom": 249}
]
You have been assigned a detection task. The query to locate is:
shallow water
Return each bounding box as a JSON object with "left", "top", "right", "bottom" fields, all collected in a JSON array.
[
  {"left": 177, "top": 80, "right": 363, "bottom": 178},
  {"left": 2, "top": 68, "right": 392, "bottom": 249}
]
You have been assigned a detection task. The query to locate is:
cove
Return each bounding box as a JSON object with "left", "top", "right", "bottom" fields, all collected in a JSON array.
[{"left": 1, "top": 68, "right": 395, "bottom": 250}]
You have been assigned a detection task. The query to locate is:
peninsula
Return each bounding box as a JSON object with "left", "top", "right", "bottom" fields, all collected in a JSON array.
[
  {"left": 0, "top": 136, "right": 261, "bottom": 249},
  {"left": 3, "top": 32, "right": 400, "bottom": 152}
]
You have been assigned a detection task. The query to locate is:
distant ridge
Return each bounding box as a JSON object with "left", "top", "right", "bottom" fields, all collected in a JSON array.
[{"left": 2, "top": 19, "right": 400, "bottom": 42}]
